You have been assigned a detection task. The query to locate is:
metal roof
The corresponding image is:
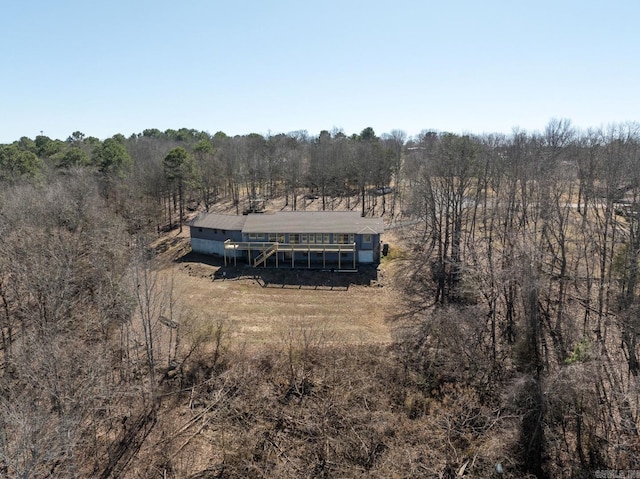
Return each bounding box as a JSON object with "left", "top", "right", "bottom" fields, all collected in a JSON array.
[
  {"left": 242, "top": 211, "right": 384, "bottom": 234},
  {"left": 190, "top": 213, "right": 247, "bottom": 231},
  {"left": 190, "top": 211, "right": 384, "bottom": 234}
]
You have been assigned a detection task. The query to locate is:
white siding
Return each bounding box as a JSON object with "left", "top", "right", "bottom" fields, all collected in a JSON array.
[
  {"left": 191, "top": 238, "right": 240, "bottom": 257},
  {"left": 358, "top": 250, "right": 374, "bottom": 264}
]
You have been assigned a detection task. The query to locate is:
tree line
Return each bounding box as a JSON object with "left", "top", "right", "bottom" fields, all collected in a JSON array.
[
  {"left": 0, "top": 120, "right": 639, "bottom": 477},
  {"left": 399, "top": 119, "right": 640, "bottom": 476},
  {"left": 0, "top": 126, "right": 405, "bottom": 232}
]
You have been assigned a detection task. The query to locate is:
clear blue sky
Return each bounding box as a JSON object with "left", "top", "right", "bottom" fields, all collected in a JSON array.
[{"left": 1, "top": 0, "right": 638, "bottom": 143}]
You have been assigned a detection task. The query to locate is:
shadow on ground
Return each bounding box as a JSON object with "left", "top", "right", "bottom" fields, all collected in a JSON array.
[{"left": 177, "top": 252, "right": 380, "bottom": 290}]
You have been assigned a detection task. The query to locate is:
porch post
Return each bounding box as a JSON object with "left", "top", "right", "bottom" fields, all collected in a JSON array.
[{"left": 353, "top": 243, "right": 356, "bottom": 269}]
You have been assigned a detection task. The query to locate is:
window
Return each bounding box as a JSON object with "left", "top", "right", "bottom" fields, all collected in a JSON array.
[
  {"left": 290, "top": 234, "right": 300, "bottom": 244},
  {"left": 249, "top": 233, "right": 264, "bottom": 240},
  {"left": 198, "top": 227, "right": 203, "bottom": 232},
  {"left": 301, "top": 233, "right": 308, "bottom": 243},
  {"left": 363, "top": 234, "right": 372, "bottom": 244},
  {"left": 267, "top": 233, "right": 284, "bottom": 243},
  {"left": 336, "top": 233, "right": 351, "bottom": 244},
  {"left": 324, "top": 233, "right": 330, "bottom": 244}
]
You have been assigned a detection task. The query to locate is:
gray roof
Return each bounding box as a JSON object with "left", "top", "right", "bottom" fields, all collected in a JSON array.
[
  {"left": 190, "top": 211, "right": 384, "bottom": 234},
  {"left": 243, "top": 211, "right": 384, "bottom": 234},
  {"left": 190, "top": 213, "right": 246, "bottom": 231}
]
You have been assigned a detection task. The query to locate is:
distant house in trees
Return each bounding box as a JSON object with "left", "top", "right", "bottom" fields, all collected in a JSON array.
[{"left": 189, "top": 211, "right": 384, "bottom": 269}]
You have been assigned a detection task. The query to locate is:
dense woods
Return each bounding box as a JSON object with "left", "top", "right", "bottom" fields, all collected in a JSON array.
[{"left": 0, "top": 121, "right": 639, "bottom": 477}]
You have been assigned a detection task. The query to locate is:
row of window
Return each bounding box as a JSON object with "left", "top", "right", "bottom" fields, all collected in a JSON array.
[
  {"left": 199, "top": 228, "right": 227, "bottom": 234},
  {"left": 247, "top": 233, "right": 371, "bottom": 244}
]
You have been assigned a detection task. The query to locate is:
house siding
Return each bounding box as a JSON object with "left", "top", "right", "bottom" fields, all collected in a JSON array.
[
  {"left": 358, "top": 250, "right": 374, "bottom": 263},
  {"left": 189, "top": 212, "right": 383, "bottom": 267},
  {"left": 355, "top": 233, "right": 381, "bottom": 263},
  {"left": 189, "top": 225, "right": 244, "bottom": 257},
  {"left": 190, "top": 226, "right": 242, "bottom": 242}
]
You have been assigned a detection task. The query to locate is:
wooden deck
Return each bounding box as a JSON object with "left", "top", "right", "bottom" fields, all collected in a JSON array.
[{"left": 223, "top": 240, "right": 357, "bottom": 269}]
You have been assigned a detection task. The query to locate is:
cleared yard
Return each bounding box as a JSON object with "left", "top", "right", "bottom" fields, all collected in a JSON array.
[{"left": 155, "top": 233, "right": 400, "bottom": 350}]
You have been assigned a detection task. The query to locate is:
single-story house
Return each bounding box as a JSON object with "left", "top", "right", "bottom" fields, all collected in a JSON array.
[{"left": 189, "top": 211, "right": 384, "bottom": 269}]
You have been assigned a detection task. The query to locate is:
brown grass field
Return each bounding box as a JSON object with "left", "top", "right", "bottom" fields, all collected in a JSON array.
[{"left": 152, "top": 228, "right": 403, "bottom": 352}]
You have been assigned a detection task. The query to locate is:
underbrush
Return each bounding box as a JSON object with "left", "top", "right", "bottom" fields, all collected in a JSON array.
[{"left": 132, "top": 341, "right": 516, "bottom": 478}]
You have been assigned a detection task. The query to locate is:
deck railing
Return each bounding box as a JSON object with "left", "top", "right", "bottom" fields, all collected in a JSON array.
[{"left": 223, "top": 240, "right": 357, "bottom": 268}]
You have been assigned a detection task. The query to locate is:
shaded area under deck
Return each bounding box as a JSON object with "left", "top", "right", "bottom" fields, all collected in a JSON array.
[{"left": 223, "top": 240, "right": 358, "bottom": 270}]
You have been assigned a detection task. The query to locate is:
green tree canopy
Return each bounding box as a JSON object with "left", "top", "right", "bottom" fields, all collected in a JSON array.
[
  {"left": 193, "top": 139, "right": 214, "bottom": 155},
  {"left": 16, "top": 136, "right": 37, "bottom": 153},
  {"left": 58, "top": 147, "right": 90, "bottom": 169},
  {"left": 163, "top": 146, "right": 195, "bottom": 185},
  {"left": 359, "top": 126, "right": 377, "bottom": 141},
  {"left": 0, "top": 144, "right": 45, "bottom": 181},
  {"left": 95, "top": 138, "right": 133, "bottom": 178},
  {"left": 35, "top": 135, "right": 62, "bottom": 157},
  {"left": 66, "top": 131, "right": 85, "bottom": 143},
  {"left": 142, "top": 128, "right": 162, "bottom": 138}
]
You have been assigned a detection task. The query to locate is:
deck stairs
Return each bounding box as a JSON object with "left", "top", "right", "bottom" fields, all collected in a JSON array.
[{"left": 253, "top": 244, "right": 277, "bottom": 267}]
